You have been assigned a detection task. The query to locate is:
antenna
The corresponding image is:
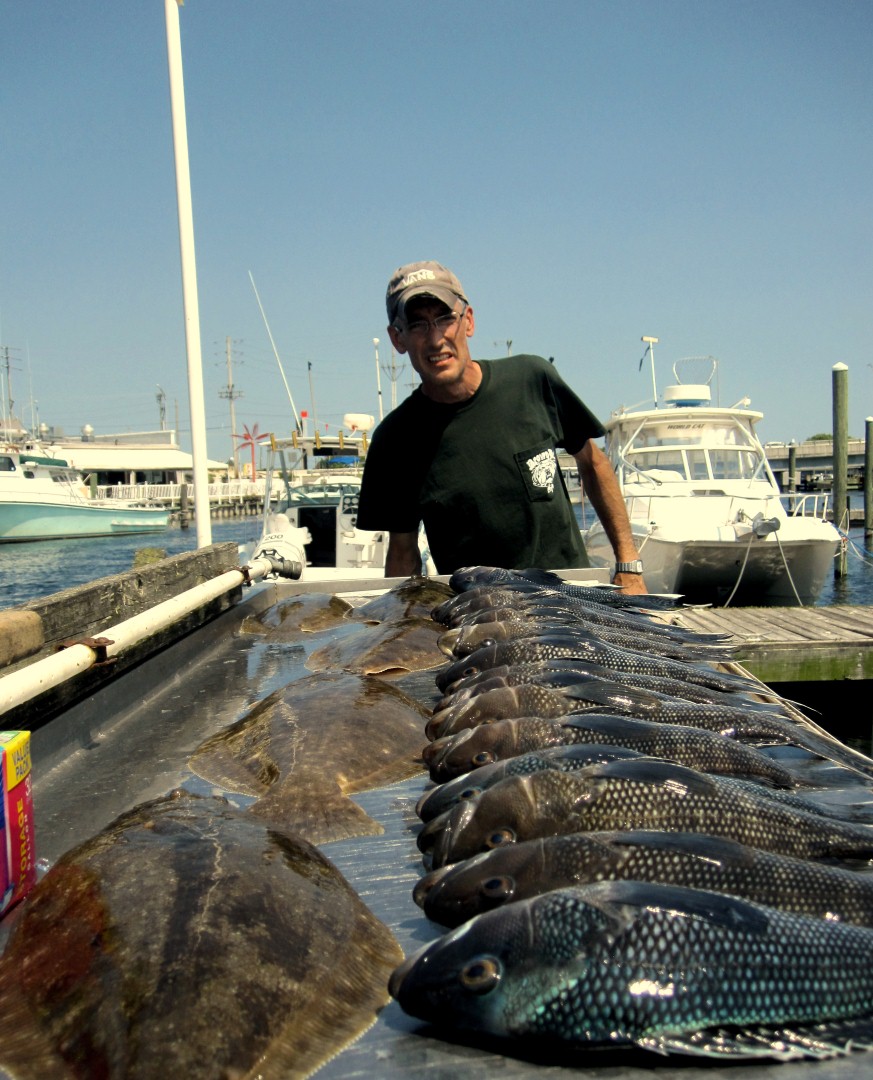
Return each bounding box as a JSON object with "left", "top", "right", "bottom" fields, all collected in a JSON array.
[
  {"left": 641, "top": 336, "right": 659, "bottom": 406},
  {"left": 248, "top": 271, "right": 301, "bottom": 431}
]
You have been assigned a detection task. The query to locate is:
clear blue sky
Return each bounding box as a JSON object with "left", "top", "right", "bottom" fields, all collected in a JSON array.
[{"left": 3, "top": 1, "right": 870, "bottom": 463}]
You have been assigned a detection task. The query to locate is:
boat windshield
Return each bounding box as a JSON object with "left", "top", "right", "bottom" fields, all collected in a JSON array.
[{"left": 620, "top": 419, "right": 765, "bottom": 483}]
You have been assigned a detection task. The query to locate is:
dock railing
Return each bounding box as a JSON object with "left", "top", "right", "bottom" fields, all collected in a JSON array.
[{"left": 96, "top": 479, "right": 269, "bottom": 517}]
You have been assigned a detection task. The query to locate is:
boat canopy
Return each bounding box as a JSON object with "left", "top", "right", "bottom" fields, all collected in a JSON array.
[{"left": 610, "top": 414, "right": 771, "bottom": 486}]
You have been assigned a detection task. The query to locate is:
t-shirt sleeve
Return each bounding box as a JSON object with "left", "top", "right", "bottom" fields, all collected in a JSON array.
[
  {"left": 355, "top": 419, "right": 423, "bottom": 533},
  {"left": 539, "top": 359, "right": 605, "bottom": 455}
]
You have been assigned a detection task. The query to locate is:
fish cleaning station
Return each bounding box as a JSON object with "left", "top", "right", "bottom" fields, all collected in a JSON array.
[{"left": 0, "top": 545, "right": 873, "bottom": 1075}]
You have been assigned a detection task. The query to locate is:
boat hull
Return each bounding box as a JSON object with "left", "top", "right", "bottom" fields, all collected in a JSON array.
[
  {"left": 0, "top": 500, "right": 170, "bottom": 543},
  {"left": 585, "top": 521, "right": 840, "bottom": 606}
]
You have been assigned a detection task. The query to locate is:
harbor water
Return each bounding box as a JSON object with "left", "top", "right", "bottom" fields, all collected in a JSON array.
[{"left": 1, "top": 508, "right": 872, "bottom": 611}]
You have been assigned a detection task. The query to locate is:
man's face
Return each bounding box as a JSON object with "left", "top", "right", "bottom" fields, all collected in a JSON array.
[{"left": 387, "top": 298, "right": 476, "bottom": 402}]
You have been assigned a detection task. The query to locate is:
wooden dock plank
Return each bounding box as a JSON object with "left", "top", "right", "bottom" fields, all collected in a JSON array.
[{"left": 675, "top": 605, "right": 873, "bottom": 682}]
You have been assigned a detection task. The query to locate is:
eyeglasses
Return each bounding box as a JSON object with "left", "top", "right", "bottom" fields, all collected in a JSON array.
[{"left": 399, "top": 307, "right": 466, "bottom": 338}]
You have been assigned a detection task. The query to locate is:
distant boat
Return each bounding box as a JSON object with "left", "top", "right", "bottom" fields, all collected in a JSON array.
[
  {"left": 243, "top": 435, "right": 436, "bottom": 581},
  {"left": 0, "top": 442, "right": 170, "bottom": 543},
  {"left": 583, "top": 356, "right": 842, "bottom": 606}
]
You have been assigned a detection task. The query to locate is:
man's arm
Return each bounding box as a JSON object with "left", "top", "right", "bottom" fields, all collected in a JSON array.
[
  {"left": 574, "top": 440, "right": 648, "bottom": 595},
  {"left": 385, "top": 531, "right": 422, "bottom": 577}
]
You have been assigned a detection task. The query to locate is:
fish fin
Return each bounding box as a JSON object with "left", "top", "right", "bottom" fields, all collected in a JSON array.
[
  {"left": 562, "top": 682, "right": 662, "bottom": 710},
  {"left": 248, "top": 787, "right": 385, "bottom": 846},
  {"left": 640, "top": 1017, "right": 873, "bottom": 1060}
]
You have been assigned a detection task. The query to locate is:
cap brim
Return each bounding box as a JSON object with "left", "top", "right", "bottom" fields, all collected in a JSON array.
[{"left": 393, "top": 285, "right": 462, "bottom": 323}]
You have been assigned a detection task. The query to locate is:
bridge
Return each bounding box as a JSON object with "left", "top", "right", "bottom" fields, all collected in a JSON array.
[{"left": 762, "top": 439, "right": 866, "bottom": 488}]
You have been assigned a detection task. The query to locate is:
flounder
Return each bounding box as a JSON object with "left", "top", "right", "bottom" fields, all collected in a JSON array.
[
  {"left": 189, "top": 670, "right": 429, "bottom": 843},
  {"left": 306, "top": 616, "right": 448, "bottom": 676},
  {"left": 240, "top": 591, "right": 354, "bottom": 637},
  {"left": 0, "top": 790, "right": 403, "bottom": 1080}
]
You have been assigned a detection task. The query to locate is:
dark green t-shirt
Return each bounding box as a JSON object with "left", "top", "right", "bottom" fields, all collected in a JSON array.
[{"left": 356, "top": 355, "right": 604, "bottom": 573}]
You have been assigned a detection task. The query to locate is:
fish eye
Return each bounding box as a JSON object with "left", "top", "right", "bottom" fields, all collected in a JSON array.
[
  {"left": 472, "top": 751, "right": 494, "bottom": 766},
  {"left": 459, "top": 786, "right": 482, "bottom": 801},
  {"left": 460, "top": 956, "right": 501, "bottom": 994},
  {"left": 481, "top": 876, "right": 514, "bottom": 902},
  {"left": 459, "top": 664, "right": 480, "bottom": 678},
  {"left": 486, "top": 828, "right": 515, "bottom": 849}
]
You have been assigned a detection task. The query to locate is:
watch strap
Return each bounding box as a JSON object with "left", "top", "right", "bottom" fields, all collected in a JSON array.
[{"left": 615, "top": 560, "right": 644, "bottom": 574}]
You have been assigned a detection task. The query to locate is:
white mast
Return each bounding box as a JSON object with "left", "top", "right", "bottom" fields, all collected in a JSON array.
[{"left": 164, "top": 0, "right": 212, "bottom": 545}]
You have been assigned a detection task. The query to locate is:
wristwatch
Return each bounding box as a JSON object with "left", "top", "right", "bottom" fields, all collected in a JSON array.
[{"left": 615, "top": 560, "right": 644, "bottom": 574}]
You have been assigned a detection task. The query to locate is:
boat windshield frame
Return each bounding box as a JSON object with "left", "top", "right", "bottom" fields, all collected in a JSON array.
[{"left": 610, "top": 411, "right": 778, "bottom": 488}]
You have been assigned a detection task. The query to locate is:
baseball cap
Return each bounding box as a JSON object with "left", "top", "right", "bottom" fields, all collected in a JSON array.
[{"left": 386, "top": 261, "right": 468, "bottom": 324}]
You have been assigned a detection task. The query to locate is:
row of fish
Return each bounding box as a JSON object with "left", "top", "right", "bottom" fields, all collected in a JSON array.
[{"left": 389, "top": 566, "right": 873, "bottom": 1063}]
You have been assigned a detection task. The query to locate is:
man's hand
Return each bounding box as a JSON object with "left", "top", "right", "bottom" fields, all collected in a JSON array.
[{"left": 612, "top": 569, "right": 649, "bottom": 595}]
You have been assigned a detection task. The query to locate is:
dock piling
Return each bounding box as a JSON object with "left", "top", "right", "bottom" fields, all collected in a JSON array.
[{"left": 832, "top": 363, "right": 849, "bottom": 578}]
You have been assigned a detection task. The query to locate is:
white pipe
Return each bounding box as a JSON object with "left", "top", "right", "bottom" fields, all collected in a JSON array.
[
  {"left": 0, "top": 559, "right": 278, "bottom": 716},
  {"left": 164, "top": 0, "right": 212, "bottom": 547}
]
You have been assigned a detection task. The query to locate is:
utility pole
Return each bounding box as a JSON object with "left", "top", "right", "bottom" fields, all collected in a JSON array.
[
  {"left": 381, "top": 347, "right": 401, "bottom": 411},
  {"left": 219, "top": 336, "right": 243, "bottom": 477},
  {"left": 0, "top": 345, "right": 22, "bottom": 440},
  {"left": 156, "top": 385, "right": 167, "bottom": 430},
  {"left": 307, "top": 361, "right": 318, "bottom": 430},
  {"left": 373, "top": 338, "right": 384, "bottom": 421}
]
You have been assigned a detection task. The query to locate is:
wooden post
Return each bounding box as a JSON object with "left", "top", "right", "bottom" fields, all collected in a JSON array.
[
  {"left": 865, "top": 416, "right": 873, "bottom": 548},
  {"left": 832, "top": 363, "right": 849, "bottom": 578},
  {"left": 179, "top": 484, "right": 190, "bottom": 530}
]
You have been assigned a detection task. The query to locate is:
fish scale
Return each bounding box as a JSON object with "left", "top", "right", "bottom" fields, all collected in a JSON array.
[
  {"left": 448, "top": 566, "right": 680, "bottom": 611},
  {"left": 426, "top": 680, "right": 873, "bottom": 782},
  {"left": 417, "top": 829, "right": 873, "bottom": 929},
  {"left": 435, "top": 634, "right": 763, "bottom": 696},
  {"left": 444, "top": 616, "right": 738, "bottom": 663},
  {"left": 419, "top": 760, "right": 873, "bottom": 868},
  {"left": 438, "top": 656, "right": 778, "bottom": 709},
  {"left": 391, "top": 880, "right": 873, "bottom": 1058},
  {"left": 417, "top": 720, "right": 808, "bottom": 822}
]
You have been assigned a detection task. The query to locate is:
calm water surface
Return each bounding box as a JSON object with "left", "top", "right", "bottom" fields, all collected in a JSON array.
[
  {"left": 1, "top": 512, "right": 872, "bottom": 610},
  {"left": 0, "top": 517, "right": 265, "bottom": 609}
]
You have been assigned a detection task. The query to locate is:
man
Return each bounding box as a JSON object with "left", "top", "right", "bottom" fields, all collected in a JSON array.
[{"left": 356, "top": 260, "right": 646, "bottom": 593}]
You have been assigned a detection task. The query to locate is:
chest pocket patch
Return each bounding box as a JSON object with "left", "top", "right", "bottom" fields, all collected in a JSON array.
[{"left": 515, "top": 443, "right": 560, "bottom": 502}]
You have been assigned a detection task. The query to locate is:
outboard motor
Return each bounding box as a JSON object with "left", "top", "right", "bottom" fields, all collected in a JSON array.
[{"left": 248, "top": 514, "right": 309, "bottom": 580}]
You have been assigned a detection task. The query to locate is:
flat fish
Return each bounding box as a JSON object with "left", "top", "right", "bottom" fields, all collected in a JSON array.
[
  {"left": 352, "top": 575, "right": 455, "bottom": 623},
  {"left": 391, "top": 880, "right": 873, "bottom": 1060},
  {"left": 189, "top": 670, "right": 429, "bottom": 843},
  {"left": 415, "top": 829, "right": 873, "bottom": 929},
  {"left": 418, "top": 758, "right": 873, "bottom": 868},
  {"left": 240, "top": 591, "right": 354, "bottom": 637},
  {"left": 306, "top": 616, "right": 448, "bottom": 675},
  {"left": 0, "top": 790, "right": 403, "bottom": 1080}
]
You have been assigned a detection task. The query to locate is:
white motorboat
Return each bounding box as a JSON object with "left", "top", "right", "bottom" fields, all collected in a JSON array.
[
  {"left": 583, "top": 357, "right": 842, "bottom": 606},
  {"left": 245, "top": 438, "right": 437, "bottom": 583},
  {"left": 0, "top": 441, "right": 170, "bottom": 543}
]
